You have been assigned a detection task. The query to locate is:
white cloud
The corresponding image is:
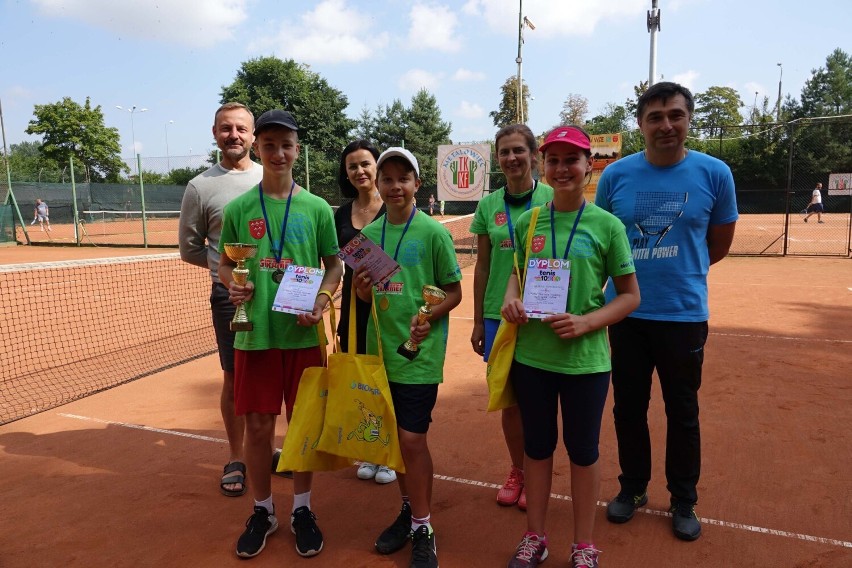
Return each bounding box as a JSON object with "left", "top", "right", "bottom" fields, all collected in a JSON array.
[
  {"left": 31, "top": 0, "right": 249, "bottom": 48},
  {"left": 398, "top": 69, "right": 443, "bottom": 92},
  {"left": 248, "top": 0, "right": 388, "bottom": 64},
  {"left": 671, "top": 70, "right": 700, "bottom": 91},
  {"left": 453, "top": 68, "right": 486, "bottom": 82},
  {"left": 465, "top": 0, "right": 647, "bottom": 37},
  {"left": 456, "top": 101, "right": 485, "bottom": 119},
  {"left": 408, "top": 3, "right": 461, "bottom": 52}
]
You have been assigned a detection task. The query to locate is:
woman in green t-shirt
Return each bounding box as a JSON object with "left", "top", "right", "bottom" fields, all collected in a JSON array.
[{"left": 470, "top": 124, "right": 553, "bottom": 510}]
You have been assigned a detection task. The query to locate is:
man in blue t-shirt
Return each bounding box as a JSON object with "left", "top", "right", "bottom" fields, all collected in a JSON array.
[{"left": 595, "top": 82, "right": 738, "bottom": 542}]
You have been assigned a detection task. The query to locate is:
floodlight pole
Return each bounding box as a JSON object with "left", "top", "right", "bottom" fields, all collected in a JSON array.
[
  {"left": 116, "top": 105, "right": 148, "bottom": 176},
  {"left": 165, "top": 120, "right": 174, "bottom": 173},
  {"left": 647, "top": 0, "right": 661, "bottom": 86},
  {"left": 776, "top": 63, "right": 783, "bottom": 122},
  {"left": 516, "top": 0, "right": 524, "bottom": 124}
]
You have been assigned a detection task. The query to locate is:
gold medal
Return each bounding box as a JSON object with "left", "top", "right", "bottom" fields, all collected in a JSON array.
[{"left": 379, "top": 296, "right": 390, "bottom": 311}]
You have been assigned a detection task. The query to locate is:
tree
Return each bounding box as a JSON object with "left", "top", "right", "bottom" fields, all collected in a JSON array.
[
  {"left": 693, "top": 86, "right": 744, "bottom": 137},
  {"left": 25, "top": 96, "right": 126, "bottom": 181},
  {"left": 405, "top": 89, "right": 451, "bottom": 192},
  {"left": 371, "top": 100, "right": 409, "bottom": 150},
  {"left": 558, "top": 93, "right": 589, "bottom": 127},
  {"left": 799, "top": 48, "right": 852, "bottom": 116},
  {"left": 585, "top": 103, "right": 631, "bottom": 135},
  {"left": 489, "top": 76, "right": 530, "bottom": 128},
  {"left": 219, "top": 56, "right": 355, "bottom": 200},
  {"left": 2, "top": 141, "right": 63, "bottom": 182},
  {"left": 352, "top": 105, "right": 375, "bottom": 142},
  {"left": 625, "top": 81, "right": 649, "bottom": 118},
  {"left": 168, "top": 165, "right": 210, "bottom": 187}
]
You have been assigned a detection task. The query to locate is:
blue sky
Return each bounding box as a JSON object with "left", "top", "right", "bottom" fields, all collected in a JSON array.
[{"left": 1, "top": 0, "right": 849, "bottom": 169}]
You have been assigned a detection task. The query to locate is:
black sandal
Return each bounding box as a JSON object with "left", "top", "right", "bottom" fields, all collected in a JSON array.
[{"left": 220, "top": 461, "right": 247, "bottom": 497}]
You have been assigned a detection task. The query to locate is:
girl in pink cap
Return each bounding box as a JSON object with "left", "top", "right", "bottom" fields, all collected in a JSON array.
[{"left": 502, "top": 126, "right": 640, "bottom": 568}]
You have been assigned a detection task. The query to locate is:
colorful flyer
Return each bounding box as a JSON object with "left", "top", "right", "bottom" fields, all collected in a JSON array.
[
  {"left": 522, "top": 258, "right": 571, "bottom": 319},
  {"left": 337, "top": 232, "right": 400, "bottom": 286},
  {"left": 271, "top": 264, "right": 325, "bottom": 315}
]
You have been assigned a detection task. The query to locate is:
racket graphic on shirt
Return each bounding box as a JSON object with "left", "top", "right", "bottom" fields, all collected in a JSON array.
[{"left": 634, "top": 191, "right": 688, "bottom": 247}]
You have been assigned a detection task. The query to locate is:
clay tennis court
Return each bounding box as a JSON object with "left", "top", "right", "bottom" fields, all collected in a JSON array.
[{"left": 0, "top": 244, "right": 850, "bottom": 567}]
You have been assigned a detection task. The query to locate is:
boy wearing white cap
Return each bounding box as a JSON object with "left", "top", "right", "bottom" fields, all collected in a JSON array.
[{"left": 352, "top": 147, "right": 462, "bottom": 568}]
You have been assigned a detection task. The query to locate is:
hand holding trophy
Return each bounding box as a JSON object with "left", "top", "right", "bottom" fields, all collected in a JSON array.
[
  {"left": 224, "top": 243, "right": 258, "bottom": 332},
  {"left": 397, "top": 285, "right": 447, "bottom": 360}
]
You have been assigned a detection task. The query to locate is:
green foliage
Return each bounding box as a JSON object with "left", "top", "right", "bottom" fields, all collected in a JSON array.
[
  {"left": 489, "top": 76, "right": 530, "bottom": 128},
  {"left": 3, "top": 141, "right": 63, "bottom": 182},
  {"left": 558, "top": 93, "right": 589, "bottom": 127},
  {"left": 25, "top": 96, "right": 127, "bottom": 182},
  {"left": 693, "top": 86, "right": 744, "bottom": 137},
  {"left": 168, "top": 165, "right": 210, "bottom": 187},
  {"left": 219, "top": 56, "right": 356, "bottom": 194},
  {"left": 799, "top": 48, "right": 852, "bottom": 117},
  {"left": 355, "top": 90, "right": 452, "bottom": 192}
]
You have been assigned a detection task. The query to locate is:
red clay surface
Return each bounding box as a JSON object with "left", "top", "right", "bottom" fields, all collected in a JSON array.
[{"left": 1, "top": 249, "right": 850, "bottom": 567}]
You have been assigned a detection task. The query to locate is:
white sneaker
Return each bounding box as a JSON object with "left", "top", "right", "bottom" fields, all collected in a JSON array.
[
  {"left": 375, "top": 466, "right": 397, "bottom": 484},
  {"left": 356, "top": 462, "right": 379, "bottom": 480}
]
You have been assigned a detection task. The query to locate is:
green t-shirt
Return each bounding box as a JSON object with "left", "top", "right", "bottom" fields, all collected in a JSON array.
[
  {"left": 219, "top": 186, "right": 339, "bottom": 351},
  {"left": 362, "top": 211, "right": 462, "bottom": 385},
  {"left": 470, "top": 182, "right": 554, "bottom": 319},
  {"left": 513, "top": 203, "right": 634, "bottom": 374}
]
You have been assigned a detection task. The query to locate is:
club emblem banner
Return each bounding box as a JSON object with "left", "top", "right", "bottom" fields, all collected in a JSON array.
[{"left": 437, "top": 144, "right": 490, "bottom": 201}]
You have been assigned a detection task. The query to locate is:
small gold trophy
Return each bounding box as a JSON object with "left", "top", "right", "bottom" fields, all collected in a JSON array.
[
  {"left": 397, "top": 285, "right": 447, "bottom": 360},
  {"left": 223, "top": 243, "right": 258, "bottom": 332}
]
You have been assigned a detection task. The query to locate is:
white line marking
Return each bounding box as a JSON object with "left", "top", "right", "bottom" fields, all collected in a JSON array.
[
  {"left": 712, "top": 332, "right": 851, "bottom": 344},
  {"left": 59, "top": 413, "right": 852, "bottom": 549}
]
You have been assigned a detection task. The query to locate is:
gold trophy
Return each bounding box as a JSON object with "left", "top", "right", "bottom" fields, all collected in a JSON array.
[
  {"left": 397, "top": 285, "right": 447, "bottom": 360},
  {"left": 223, "top": 243, "right": 258, "bottom": 332}
]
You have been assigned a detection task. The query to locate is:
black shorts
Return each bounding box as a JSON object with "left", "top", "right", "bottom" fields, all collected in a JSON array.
[
  {"left": 210, "top": 283, "right": 236, "bottom": 373},
  {"left": 807, "top": 203, "right": 824, "bottom": 213},
  {"left": 389, "top": 382, "right": 439, "bottom": 434}
]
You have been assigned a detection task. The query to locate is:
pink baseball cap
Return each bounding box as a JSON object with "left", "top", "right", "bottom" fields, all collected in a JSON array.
[{"left": 539, "top": 126, "right": 591, "bottom": 153}]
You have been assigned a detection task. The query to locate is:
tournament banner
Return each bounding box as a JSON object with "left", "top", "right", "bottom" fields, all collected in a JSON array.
[
  {"left": 828, "top": 173, "right": 851, "bottom": 196},
  {"left": 437, "top": 144, "right": 490, "bottom": 201},
  {"left": 588, "top": 133, "right": 622, "bottom": 194}
]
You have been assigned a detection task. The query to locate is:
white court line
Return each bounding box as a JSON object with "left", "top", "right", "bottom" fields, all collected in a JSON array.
[{"left": 58, "top": 413, "right": 852, "bottom": 549}]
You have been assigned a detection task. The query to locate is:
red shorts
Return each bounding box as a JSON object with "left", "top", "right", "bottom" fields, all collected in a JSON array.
[{"left": 233, "top": 347, "right": 322, "bottom": 416}]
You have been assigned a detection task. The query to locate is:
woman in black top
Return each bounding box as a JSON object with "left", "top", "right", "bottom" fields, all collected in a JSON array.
[{"left": 334, "top": 140, "right": 395, "bottom": 484}]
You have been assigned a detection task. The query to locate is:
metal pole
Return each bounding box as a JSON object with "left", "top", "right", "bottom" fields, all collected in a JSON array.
[
  {"left": 0, "top": 97, "right": 31, "bottom": 243},
  {"left": 165, "top": 120, "right": 173, "bottom": 173},
  {"left": 776, "top": 63, "right": 783, "bottom": 122},
  {"left": 648, "top": 0, "right": 661, "bottom": 86},
  {"left": 305, "top": 144, "right": 310, "bottom": 192},
  {"left": 516, "top": 0, "right": 523, "bottom": 123},
  {"left": 138, "top": 153, "right": 148, "bottom": 248},
  {"left": 70, "top": 156, "right": 80, "bottom": 245}
]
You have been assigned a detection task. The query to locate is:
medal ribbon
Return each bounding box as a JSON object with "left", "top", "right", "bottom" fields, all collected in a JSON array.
[
  {"left": 258, "top": 180, "right": 295, "bottom": 266},
  {"left": 504, "top": 180, "right": 537, "bottom": 250},
  {"left": 380, "top": 206, "right": 417, "bottom": 261},
  {"left": 550, "top": 199, "right": 586, "bottom": 260}
]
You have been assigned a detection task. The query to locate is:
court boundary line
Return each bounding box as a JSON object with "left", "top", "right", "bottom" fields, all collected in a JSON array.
[{"left": 57, "top": 412, "right": 852, "bottom": 550}]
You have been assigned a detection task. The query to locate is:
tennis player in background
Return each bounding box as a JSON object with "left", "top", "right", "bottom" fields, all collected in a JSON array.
[
  {"left": 179, "top": 102, "right": 262, "bottom": 498},
  {"left": 595, "top": 81, "right": 738, "bottom": 542}
]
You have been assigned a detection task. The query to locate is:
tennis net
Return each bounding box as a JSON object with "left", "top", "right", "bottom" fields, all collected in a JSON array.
[
  {"left": 0, "top": 214, "right": 479, "bottom": 425},
  {"left": 0, "top": 254, "right": 217, "bottom": 425}
]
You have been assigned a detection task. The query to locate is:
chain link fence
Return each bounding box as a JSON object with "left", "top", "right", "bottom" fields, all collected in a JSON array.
[
  {"left": 689, "top": 116, "right": 852, "bottom": 257},
  {"left": 3, "top": 122, "right": 850, "bottom": 255}
]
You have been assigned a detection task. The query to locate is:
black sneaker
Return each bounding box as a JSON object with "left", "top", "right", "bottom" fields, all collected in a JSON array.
[
  {"left": 409, "top": 525, "right": 438, "bottom": 568},
  {"left": 236, "top": 506, "right": 278, "bottom": 558},
  {"left": 670, "top": 500, "right": 702, "bottom": 541},
  {"left": 291, "top": 506, "right": 324, "bottom": 557},
  {"left": 375, "top": 501, "right": 412, "bottom": 554},
  {"left": 605, "top": 491, "right": 648, "bottom": 523}
]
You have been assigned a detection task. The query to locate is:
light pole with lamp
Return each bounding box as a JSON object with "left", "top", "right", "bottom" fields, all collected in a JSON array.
[
  {"left": 165, "top": 120, "right": 174, "bottom": 173},
  {"left": 515, "top": 1, "right": 535, "bottom": 124},
  {"left": 776, "top": 63, "right": 783, "bottom": 122},
  {"left": 115, "top": 105, "right": 148, "bottom": 176}
]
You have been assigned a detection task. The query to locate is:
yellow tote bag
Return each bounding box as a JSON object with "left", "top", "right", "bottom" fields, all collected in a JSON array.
[
  {"left": 485, "top": 206, "right": 540, "bottom": 412},
  {"left": 279, "top": 301, "right": 354, "bottom": 473},
  {"left": 316, "top": 287, "right": 406, "bottom": 473}
]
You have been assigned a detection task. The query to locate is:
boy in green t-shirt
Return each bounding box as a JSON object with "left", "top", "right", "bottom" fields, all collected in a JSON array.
[
  {"left": 353, "top": 148, "right": 462, "bottom": 568},
  {"left": 218, "top": 110, "right": 342, "bottom": 560}
]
